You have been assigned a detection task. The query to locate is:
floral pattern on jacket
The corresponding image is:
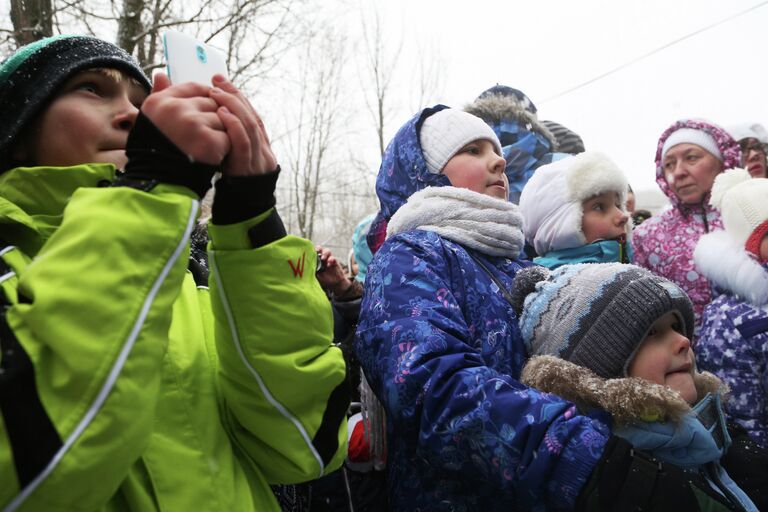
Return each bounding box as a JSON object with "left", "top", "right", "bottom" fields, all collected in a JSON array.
[
  {"left": 355, "top": 106, "right": 610, "bottom": 511},
  {"left": 632, "top": 119, "right": 740, "bottom": 334}
]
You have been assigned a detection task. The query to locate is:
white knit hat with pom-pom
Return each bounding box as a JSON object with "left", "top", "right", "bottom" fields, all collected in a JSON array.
[{"left": 710, "top": 168, "right": 768, "bottom": 254}]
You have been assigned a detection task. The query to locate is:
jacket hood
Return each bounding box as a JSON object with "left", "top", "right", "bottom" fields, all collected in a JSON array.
[
  {"left": 464, "top": 94, "right": 556, "bottom": 149},
  {"left": 374, "top": 105, "right": 453, "bottom": 223},
  {"left": 654, "top": 119, "right": 741, "bottom": 211},
  {"left": 464, "top": 94, "right": 556, "bottom": 204},
  {"left": 521, "top": 355, "right": 725, "bottom": 425},
  {"left": 694, "top": 230, "right": 768, "bottom": 306},
  {"left": 351, "top": 213, "right": 376, "bottom": 283}
]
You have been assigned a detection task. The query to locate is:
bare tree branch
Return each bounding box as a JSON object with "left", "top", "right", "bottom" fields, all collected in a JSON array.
[{"left": 358, "top": 0, "right": 402, "bottom": 158}]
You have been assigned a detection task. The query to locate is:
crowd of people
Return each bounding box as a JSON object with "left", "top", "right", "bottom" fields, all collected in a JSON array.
[{"left": 1, "top": 34, "right": 768, "bottom": 511}]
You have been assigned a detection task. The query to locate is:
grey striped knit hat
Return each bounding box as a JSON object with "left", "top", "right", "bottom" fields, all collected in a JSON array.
[
  {"left": 541, "top": 120, "right": 585, "bottom": 154},
  {"left": 512, "top": 263, "right": 694, "bottom": 379}
]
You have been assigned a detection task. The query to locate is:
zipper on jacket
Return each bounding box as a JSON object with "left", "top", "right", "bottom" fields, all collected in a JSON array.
[
  {"left": 704, "top": 462, "right": 745, "bottom": 511},
  {"left": 701, "top": 204, "right": 710, "bottom": 233}
]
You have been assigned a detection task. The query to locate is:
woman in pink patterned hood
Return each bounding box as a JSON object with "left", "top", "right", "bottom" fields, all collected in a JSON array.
[{"left": 632, "top": 119, "right": 741, "bottom": 337}]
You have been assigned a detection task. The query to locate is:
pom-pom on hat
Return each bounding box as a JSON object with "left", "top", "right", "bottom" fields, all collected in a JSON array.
[
  {"left": 419, "top": 108, "right": 502, "bottom": 175},
  {"left": 0, "top": 35, "right": 151, "bottom": 172},
  {"left": 709, "top": 168, "right": 768, "bottom": 258},
  {"left": 513, "top": 263, "right": 695, "bottom": 379}
]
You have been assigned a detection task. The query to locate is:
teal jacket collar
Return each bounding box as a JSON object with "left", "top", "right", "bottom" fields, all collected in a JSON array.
[{"left": 533, "top": 238, "right": 632, "bottom": 270}]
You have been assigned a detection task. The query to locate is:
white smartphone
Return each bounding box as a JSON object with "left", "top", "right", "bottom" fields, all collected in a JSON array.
[{"left": 162, "top": 30, "right": 228, "bottom": 86}]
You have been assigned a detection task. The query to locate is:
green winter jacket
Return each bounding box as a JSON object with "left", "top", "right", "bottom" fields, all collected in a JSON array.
[{"left": 0, "top": 164, "right": 348, "bottom": 511}]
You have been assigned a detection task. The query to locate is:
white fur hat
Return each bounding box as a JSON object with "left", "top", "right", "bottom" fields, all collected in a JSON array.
[
  {"left": 709, "top": 168, "right": 768, "bottom": 251},
  {"left": 419, "top": 109, "right": 502, "bottom": 174},
  {"left": 518, "top": 151, "right": 629, "bottom": 255}
]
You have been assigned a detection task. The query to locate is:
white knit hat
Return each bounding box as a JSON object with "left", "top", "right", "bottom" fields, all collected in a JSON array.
[
  {"left": 518, "top": 151, "right": 629, "bottom": 255},
  {"left": 419, "top": 109, "right": 502, "bottom": 174},
  {"left": 709, "top": 168, "right": 768, "bottom": 253},
  {"left": 728, "top": 122, "right": 768, "bottom": 143},
  {"left": 661, "top": 128, "right": 723, "bottom": 161}
]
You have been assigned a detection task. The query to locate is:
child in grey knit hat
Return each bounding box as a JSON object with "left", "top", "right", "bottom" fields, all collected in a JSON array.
[{"left": 513, "top": 262, "right": 757, "bottom": 512}]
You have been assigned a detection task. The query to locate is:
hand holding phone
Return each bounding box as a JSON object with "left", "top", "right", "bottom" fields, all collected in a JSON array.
[{"left": 162, "top": 30, "right": 228, "bottom": 86}]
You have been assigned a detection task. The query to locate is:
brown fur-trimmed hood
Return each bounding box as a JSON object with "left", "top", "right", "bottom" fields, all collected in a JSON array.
[
  {"left": 464, "top": 94, "right": 557, "bottom": 149},
  {"left": 521, "top": 355, "right": 727, "bottom": 425}
]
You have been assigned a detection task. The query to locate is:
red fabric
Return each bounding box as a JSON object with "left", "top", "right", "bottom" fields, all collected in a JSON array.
[
  {"left": 745, "top": 220, "right": 768, "bottom": 261},
  {"left": 347, "top": 417, "right": 371, "bottom": 462}
]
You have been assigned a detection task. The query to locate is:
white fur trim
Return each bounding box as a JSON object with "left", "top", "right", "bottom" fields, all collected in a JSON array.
[
  {"left": 565, "top": 151, "right": 628, "bottom": 204},
  {"left": 518, "top": 151, "right": 628, "bottom": 255},
  {"left": 694, "top": 230, "right": 768, "bottom": 306}
]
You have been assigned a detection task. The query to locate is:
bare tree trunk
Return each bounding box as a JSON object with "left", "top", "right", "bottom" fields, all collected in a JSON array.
[
  {"left": 410, "top": 40, "right": 445, "bottom": 113},
  {"left": 359, "top": 2, "right": 401, "bottom": 159},
  {"left": 116, "top": 0, "right": 144, "bottom": 56},
  {"left": 9, "top": 0, "right": 53, "bottom": 46},
  {"left": 282, "top": 27, "right": 347, "bottom": 240}
]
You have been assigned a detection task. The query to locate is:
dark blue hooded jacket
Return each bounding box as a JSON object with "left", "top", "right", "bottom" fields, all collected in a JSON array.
[{"left": 355, "top": 106, "right": 610, "bottom": 510}]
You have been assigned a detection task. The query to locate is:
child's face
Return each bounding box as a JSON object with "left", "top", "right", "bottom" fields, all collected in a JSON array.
[
  {"left": 581, "top": 191, "right": 629, "bottom": 243},
  {"left": 760, "top": 233, "right": 768, "bottom": 263},
  {"left": 20, "top": 69, "right": 147, "bottom": 170},
  {"left": 627, "top": 312, "right": 698, "bottom": 404},
  {"left": 442, "top": 139, "right": 508, "bottom": 200}
]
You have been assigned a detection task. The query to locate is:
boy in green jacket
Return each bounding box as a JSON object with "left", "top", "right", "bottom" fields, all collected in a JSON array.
[{"left": 0, "top": 35, "right": 348, "bottom": 511}]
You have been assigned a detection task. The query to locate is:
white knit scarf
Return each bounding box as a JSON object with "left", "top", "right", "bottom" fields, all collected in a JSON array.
[{"left": 386, "top": 186, "right": 525, "bottom": 259}]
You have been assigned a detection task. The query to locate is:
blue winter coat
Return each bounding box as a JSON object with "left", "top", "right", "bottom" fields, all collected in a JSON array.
[
  {"left": 355, "top": 106, "right": 610, "bottom": 511},
  {"left": 697, "top": 293, "right": 768, "bottom": 448},
  {"left": 694, "top": 231, "right": 768, "bottom": 449},
  {"left": 464, "top": 94, "right": 556, "bottom": 204}
]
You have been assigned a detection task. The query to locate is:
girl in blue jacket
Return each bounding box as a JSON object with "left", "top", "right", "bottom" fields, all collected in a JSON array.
[{"left": 355, "top": 106, "right": 615, "bottom": 510}]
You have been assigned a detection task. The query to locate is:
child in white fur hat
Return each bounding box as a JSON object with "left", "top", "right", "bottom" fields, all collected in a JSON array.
[
  {"left": 695, "top": 169, "right": 768, "bottom": 451},
  {"left": 518, "top": 151, "right": 632, "bottom": 269}
]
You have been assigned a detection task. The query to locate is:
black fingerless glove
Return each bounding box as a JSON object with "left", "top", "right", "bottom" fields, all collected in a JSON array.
[
  {"left": 115, "top": 112, "right": 217, "bottom": 198},
  {"left": 211, "top": 168, "right": 280, "bottom": 225}
]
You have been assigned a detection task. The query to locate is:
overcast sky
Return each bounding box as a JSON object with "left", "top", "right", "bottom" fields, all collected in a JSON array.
[{"left": 333, "top": 0, "right": 768, "bottom": 197}]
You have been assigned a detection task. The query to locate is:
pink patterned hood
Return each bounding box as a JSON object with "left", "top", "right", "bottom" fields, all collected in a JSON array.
[
  {"left": 633, "top": 120, "right": 741, "bottom": 335},
  {"left": 653, "top": 119, "right": 741, "bottom": 211}
]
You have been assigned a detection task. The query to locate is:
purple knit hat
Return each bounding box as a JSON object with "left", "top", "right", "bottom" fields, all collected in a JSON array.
[{"left": 654, "top": 119, "right": 741, "bottom": 208}]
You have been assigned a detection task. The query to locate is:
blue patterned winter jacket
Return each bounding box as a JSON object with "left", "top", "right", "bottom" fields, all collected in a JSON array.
[
  {"left": 355, "top": 106, "right": 610, "bottom": 511},
  {"left": 698, "top": 294, "right": 768, "bottom": 449}
]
